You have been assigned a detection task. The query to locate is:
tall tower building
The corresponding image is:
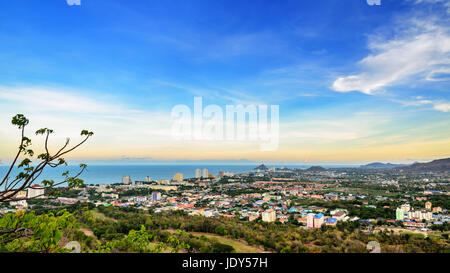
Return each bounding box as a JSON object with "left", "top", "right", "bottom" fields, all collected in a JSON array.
[
  {"left": 396, "top": 208, "right": 404, "bottom": 220},
  {"left": 202, "top": 168, "right": 208, "bottom": 178},
  {"left": 173, "top": 173, "right": 183, "bottom": 182},
  {"left": 306, "top": 213, "right": 315, "bottom": 228},
  {"left": 122, "top": 176, "right": 132, "bottom": 184},
  {"left": 195, "top": 168, "right": 201, "bottom": 178},
  {"left": 262, "top": 209, "right": 276, "bottom": 222}
]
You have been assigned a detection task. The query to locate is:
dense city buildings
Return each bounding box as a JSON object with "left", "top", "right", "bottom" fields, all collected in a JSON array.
[{"left": 4, "top": 165, "right": 449, "bottom": 239}]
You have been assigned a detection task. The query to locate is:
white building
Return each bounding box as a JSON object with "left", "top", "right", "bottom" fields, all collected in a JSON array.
[
  {"left": 331, "top": 209, "right": 347, "bottom": 221},
  {"left": 400, "top": 203, "right": 411, "bottom": 212},
  {"left": 202, "top": 168, "right": 208, "bottom": 178},
  {"left": 152, "top": 192, "right": 162, "bottom": 201},
  {"left": 407, "top": 210, "right": 433, "bottom": 221},
  {"left": 306, "top": 213, "right": 315, "bottom": 228},
  {"left": 10, "top": 199, "right": 28, "bottom": 209},
  {"left": 97, "top": 184, "right": 112, "bottom": 193},
  {"left": 122, "top": 176, "right": 132, "bottom": 184},
  {"left": 101, "top": 193, "right": 118, "bottom": 199},
  {"left": 262, "top": 209, "right": 276, "bottom": 222},
  {"left": 27, "top": 185, "right": 45, "bottom": 199},
  {"left": 195, "top": 169, "right": 201, "bottom": 178}
]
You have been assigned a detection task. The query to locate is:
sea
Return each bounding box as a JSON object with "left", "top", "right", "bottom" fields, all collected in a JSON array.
[{"left": 0, "top": 164, "right": 356, "bottom": 185}]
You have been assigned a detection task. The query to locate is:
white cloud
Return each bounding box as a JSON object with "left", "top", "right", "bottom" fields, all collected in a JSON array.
[
  {"left": 413, "top": 0, "right": 450, "bottom": 13},
  {"left": 281, "top": 113, "right": 389, "bottom": 143},
  {"left": 433, "top": 101, "right": 450, "bottom": 112},
  {"left": 0, "top": 86, "right": 113, "bottom": 113},
  {"left": 331, "top": 17, "right": 450, "bottom": 94},
  {"left": 393, "top": 97, "right": 450, "bottom": 112},
  {"left": 0, "top": 86, "right": 175, "bottom": 155}
]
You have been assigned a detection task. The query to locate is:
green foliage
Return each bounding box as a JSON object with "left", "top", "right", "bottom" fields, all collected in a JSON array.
[
  {"left": 211, "top": 242, "right": 234, "bottom": 253},
  {"left": 11, "top": 114, "right": 29, "bottom": 128},
  {"left": 214, "top": 224, "right": 228, "bottom": 236},
  {"left": 0, "top": 210, "right": 77, "bottom": 253}
]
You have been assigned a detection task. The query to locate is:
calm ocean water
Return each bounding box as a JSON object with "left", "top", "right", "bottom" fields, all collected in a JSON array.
[
  {"left": 0, "top": 164, "right": 357, "bottom": 185},
  {"left": 0, "top": 165, "right": 274, "bottom": 185}
]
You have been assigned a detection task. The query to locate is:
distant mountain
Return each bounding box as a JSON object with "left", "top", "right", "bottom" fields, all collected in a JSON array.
[
  {"left": 306, "top": 166, "right": 327, "bottom": 172},
  {"left": 395, "top": 158, "right": 450, "bottom": 172},
  {"left": 254, "top": 164, "right": 268, "bottom": 171},
  {"left": 360, "top": 162, "right": 408, "bottom": 169}
]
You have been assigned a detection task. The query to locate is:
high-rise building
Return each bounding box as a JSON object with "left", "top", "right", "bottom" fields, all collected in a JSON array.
[
  {"left": 146, "top": 176, "right": 151, "bottom": 182},
  {"left": 195, "top": 168, "right": 201, "bottom": 178},
  {"left": 152, "top": 192, "right": 161, "bottom": 201},
  {"left": 122, "top": 176, "right": 132, "bottom": 184},
  {"left": 173, "top": 173, "right": 183, "bottom": 182},
  {"left": 202, "top": 168, "right": 208, "bottom": 178},
  {"left": 313, "top": 213, "right": 324, "bottom": 228},
  {"left": 262, "top": 209, "right": 276, "bottom": 222},
  {"left": 306, "top": 213, "right": 315, "bottom": 228},
  {"left": 396, "top": 208, "right": 404, "bottom": 220}
]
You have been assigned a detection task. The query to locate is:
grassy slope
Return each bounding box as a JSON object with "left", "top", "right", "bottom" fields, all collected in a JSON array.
[{"left": 166, "top": 229, "right": 269, "bottom": 253}]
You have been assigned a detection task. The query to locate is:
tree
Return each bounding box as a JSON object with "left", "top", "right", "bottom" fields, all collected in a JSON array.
[
  {"left": 0, "top": 114, "right": 93, "bottom": 246},
  {"left": 0, "top": 210, "right": 77, "bottom": 253},
  {"left": 0, "top": 114, "right": 93, "bottom": 203}
]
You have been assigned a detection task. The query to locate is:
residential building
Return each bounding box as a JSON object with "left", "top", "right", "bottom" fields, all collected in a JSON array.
[
  {"left": 195, "top": 169, "right": 201, "bottom": 178},
  {"left": 27, "top": 185, "right": 45, "bottom": 199},
  {"left": 306, "top": 213, "right": 315, "bottom": 228},
  {"left": 122, "top": 176, "right": 132, "bottom": 184},
  {"left": 396, "top": 208, "right": 404, "bottom": 220},
  {"left": 262, "top": 209, "right": 276, "bottom": 223},
  {"left": 152, "top": 192, "right": 162, "bottom": 201},
  {"left": 173, "top": 173, "right": 183, "bottom": 182},
  {"left": 400, "top": 203, "right": 411, "bottom": 212},
  {"left": 313, "top": 213, "right": 324, "bottom": 228},
  {"left": 331, "top": 209, "right": 347, "bottom": 221}
]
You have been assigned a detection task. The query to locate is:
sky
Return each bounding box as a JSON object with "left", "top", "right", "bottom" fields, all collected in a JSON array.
[{"left": 0, "top": 0, "right": 449, "bottom": 165}]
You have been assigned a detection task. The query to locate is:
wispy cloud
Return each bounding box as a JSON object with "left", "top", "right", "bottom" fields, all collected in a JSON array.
[
  {"left": 0, "top": 85, "right": 175, "bottom": 156},
  {"left": 412, "top": 0, "right": 450, "bottom": 13},
  {"left": 392, "top": 96, "right": 450, "bottom": 112},
  {"left": 331, "top": 16, "right": 450, "bottom": 94}
]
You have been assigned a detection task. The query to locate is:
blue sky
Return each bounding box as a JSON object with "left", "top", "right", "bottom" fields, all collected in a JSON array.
[{"left": 0, "top": 0, "right": 449, "bottom": 165}]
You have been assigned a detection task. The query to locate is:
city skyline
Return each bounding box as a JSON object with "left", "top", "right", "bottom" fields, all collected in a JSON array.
[{"left": 0, "top": 0, "right": 449, "bottom": 165}]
